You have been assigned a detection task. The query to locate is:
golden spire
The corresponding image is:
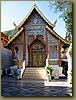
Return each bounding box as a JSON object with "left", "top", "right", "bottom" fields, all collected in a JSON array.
[{"left": 33, "top": 0, "right": 37, "bottom": 5}]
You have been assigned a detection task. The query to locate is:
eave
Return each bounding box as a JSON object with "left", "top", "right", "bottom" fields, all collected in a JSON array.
[
  {"left": 6, "top": 27, "right": 23, "bottom": 46},
  {"left": 46, "top": 25, "right": 70, "bottom": 44}
]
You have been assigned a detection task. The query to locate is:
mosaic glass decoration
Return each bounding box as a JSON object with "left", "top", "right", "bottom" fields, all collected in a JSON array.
[
  {"left": 28, "top": 12, "right": 45, "bottom": 25},
  {"left": 25, "top": 11, "right": 46, "bottom": 41}
]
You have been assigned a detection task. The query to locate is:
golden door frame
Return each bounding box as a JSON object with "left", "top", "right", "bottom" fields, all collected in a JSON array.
[{"left": 29, "top": 39, "right": 46, "bottom": 67}]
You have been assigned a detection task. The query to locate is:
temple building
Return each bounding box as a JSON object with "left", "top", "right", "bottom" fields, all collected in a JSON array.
[{"left": 6, "top": 4, "right": 69, "bottom": 75}]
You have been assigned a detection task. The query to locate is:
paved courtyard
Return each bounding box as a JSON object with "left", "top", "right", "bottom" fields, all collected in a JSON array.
[{"left": 1, "top": 76, "right": 72, "bottom": 96}]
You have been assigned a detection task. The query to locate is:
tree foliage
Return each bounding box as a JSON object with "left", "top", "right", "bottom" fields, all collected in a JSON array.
[
  {"left": 49, "top": 1, "right": 72, "bottom": 42},
  {"left": 3, "top": 29, "right": 17, "bottom": 39}
]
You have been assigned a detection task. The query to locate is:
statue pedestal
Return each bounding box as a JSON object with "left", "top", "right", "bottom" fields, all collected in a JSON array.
[
  {"left": 66, "top": 43, "right": 72, "bottom": 84},
  {"left": 67, "top": 56, "right": 72, "bottom": 84},
  {"left": 51, "top": 65, "right": 65, "bottom": 78}
]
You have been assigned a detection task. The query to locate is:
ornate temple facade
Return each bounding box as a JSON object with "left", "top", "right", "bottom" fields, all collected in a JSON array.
[{"left": 6, "top": 5, "right": 68, "bottom": 68}]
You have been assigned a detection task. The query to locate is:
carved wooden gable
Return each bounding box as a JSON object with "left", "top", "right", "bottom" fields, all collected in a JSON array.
[
  {"left": 26, "top": 10, "right": 45, "bottom": 25},
  {"left": 25, "top": 10, "right": 46, "bottom": 40}
]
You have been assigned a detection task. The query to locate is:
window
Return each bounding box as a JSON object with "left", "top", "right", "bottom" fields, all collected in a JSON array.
[
  {"left": 49, "top": 45, "right": 58, "bottom": 59},
  {"left": 14, "top": 46, "right": 19, "bottom": 59}
]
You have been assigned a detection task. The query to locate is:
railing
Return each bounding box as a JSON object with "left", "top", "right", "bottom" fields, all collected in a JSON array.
[
  {"left": 19, "top": 60, "right": 25, "bottom": 78},
  {"left": 17, "top": 59, "right": 25, "bottom": 79}
]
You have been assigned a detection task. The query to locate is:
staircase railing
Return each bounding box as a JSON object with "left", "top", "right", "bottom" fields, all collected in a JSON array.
[{"left": 17, "top": 59, "right": 25, "bottom": 79}]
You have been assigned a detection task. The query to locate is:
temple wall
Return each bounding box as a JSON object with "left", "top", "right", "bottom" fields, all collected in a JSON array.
[
  {"left": 1, "top": 47, "right": 12, "bottom": 69},
  {"left": 10, "top": 31, "right": 24, "bottom": 61},
  {"left": 18, "top": 45, "right": 23, "bottom": 60},
  {"left": 47, "top": 30, "right": 59, "bottom": 65}
]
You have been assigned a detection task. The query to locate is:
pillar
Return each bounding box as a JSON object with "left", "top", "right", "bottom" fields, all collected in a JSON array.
[
  {"left": 58, "top": 39, "right": 61, "bottom": 66},
  {"left": 46, "top": 30, "right": 48, "bottom": 58},
  {"left": 23, "top": 28, "right": 26, "bottom": 60}
]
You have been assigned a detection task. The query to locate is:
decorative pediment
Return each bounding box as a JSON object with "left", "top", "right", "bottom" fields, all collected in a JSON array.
[
  {"left": 18, "top": 5, "right": 54, "bottom": 29},
  {"left": 26, "top": 12, "right": 45, "bottom": 25}
]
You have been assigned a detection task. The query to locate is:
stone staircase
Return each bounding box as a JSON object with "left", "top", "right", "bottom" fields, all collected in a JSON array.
[{"left": 23, "top": 67, "right": 46, "bottom": 80}]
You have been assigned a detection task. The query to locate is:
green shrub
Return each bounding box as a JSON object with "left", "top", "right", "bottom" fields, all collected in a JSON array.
[
  {"left": 13, "top": 69, "right": 19, "bottom": 77},
  {"left": 45, "top": 65, "right": 52, "bottom": 77}
]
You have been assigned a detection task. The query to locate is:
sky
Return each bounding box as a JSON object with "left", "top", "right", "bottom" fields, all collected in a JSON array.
[{"left": 1, "top": 1, "right": 66, "bottom": 38}]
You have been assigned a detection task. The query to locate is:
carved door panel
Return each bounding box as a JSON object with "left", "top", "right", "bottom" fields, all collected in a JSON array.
[
  {"left": 32, "top": 51, "right": 43, "bottom": 66},
  {"left": 33, "top": 52, "right": 37, "bottom": 66},
  {"left": 38, "top": 52, "right": 43, "bottom": 66}
]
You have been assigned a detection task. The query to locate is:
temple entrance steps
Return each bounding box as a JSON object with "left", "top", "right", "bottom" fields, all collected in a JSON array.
[{"left": 23, "top": 67, "right": 47, "bottom": 80}]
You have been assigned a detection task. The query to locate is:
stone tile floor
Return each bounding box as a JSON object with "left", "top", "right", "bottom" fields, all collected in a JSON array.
[{"left": 1, "top": 76, "right": 72, "bottom": 96}]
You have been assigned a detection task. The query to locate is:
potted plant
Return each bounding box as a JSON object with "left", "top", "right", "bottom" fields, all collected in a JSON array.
[
  {"left": 45, "top": 65, "right": 52, "bottom": 81},
  {"left": 13, "top": 68, "right": 19, "bottom": 79}
]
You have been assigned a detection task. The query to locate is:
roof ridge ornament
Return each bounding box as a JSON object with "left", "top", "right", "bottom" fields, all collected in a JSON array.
[{"left": 33, "top": 0, "right": 37, "bottom": 6}]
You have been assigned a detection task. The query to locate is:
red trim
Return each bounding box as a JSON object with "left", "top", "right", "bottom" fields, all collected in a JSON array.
[
  {"left": 58, "top": 39, "right": 61, "bottom": 66},
  {"left": 1, "top": 32, "right": 9, "bottom": 42},
  {"left": 46, "top": 30, "right": 48, "bottom": 58},
  {"left": 23, "top": 28, "right": 26, "bottom": 60}
]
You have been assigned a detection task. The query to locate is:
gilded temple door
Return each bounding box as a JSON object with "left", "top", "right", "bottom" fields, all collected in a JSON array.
[
  {"left": 30, "top": 40, "right": 45, "bottom": 67},
  {"left": 32, "top": 51, "right": 43, "bottom": 66}
]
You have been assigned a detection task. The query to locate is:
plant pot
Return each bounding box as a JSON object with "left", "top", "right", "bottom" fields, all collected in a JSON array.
[
  {"left": 47, "top": 76, "right": 51, "bottom": 82},
  {"left": 17, "top": 75, "right": 20, "bottom": 79}
]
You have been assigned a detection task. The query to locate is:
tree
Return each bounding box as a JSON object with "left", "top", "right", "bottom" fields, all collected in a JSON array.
[
  {"left": 3, "top": 29, "right": 17, "bottom": 39},
  {"left": 49, "top": 1, "right": 72, "bottom": 42}
]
